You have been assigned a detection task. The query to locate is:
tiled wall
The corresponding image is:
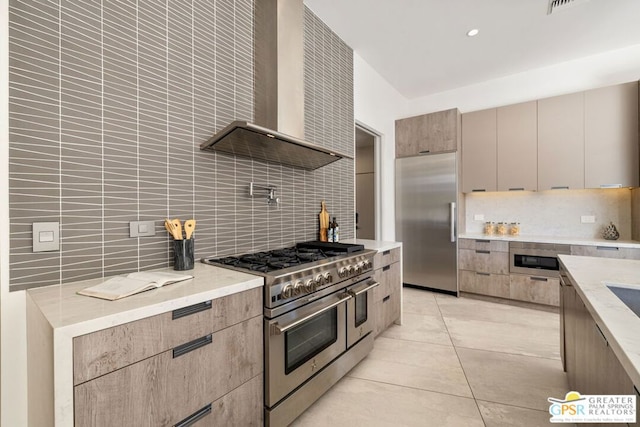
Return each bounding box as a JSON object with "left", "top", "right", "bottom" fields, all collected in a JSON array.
[{"left": 8, "top": 0, "right": 354, "bottom": 290}]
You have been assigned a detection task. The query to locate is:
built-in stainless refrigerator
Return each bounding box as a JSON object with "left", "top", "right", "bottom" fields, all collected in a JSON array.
[{"left": 395, "top": 152, "right": 458, "bottom": 294}]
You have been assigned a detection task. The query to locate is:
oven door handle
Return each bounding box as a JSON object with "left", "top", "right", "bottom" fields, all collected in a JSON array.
[
  {"left": 271, "top": 293, "right": 352, "bottom": 335},
  {"left": 348, "top": 281, "right": 380, "bottom": 297}
]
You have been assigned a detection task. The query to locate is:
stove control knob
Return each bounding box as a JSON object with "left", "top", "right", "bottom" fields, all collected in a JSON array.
[
  {"left": 347, "top": 265, "right": 355, "bottom": 275},
  {"left": 323, "top": 272, "right": 333, "bottom": 283},
  {"left": 315, "top": 274, "right": 325, "bottom": 286},
  {"left": 281, "top": 284, "right": 294, "bottom": 299},
  {"left": 338, "top": 267, "right": 348, "bottom": 278},
  {"left": 293, "top": 281, "right": 305, "bottom": 296},
  {"left": 305, "top": 279, "right": 317, "bottom": 293},
  {"left": 355, "top": 262, "right": 364, "bottom": 274},
  {"left": 363, "top": 260, "right": 372, "bottom": 270}
]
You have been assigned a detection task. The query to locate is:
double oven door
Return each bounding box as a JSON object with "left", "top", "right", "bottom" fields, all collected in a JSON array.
[{"left": 265, "top": 276, "right": 378, "bottom": 408}]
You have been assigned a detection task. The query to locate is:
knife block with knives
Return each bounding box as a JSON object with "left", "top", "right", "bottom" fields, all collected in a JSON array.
[{"left": 165, "top": 218, "right": 196, "bottom": 270}]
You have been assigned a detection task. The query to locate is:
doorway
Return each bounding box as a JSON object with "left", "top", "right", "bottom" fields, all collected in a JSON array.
[{"left": 355, "top": 124, "right": 379, "bottom": 240}]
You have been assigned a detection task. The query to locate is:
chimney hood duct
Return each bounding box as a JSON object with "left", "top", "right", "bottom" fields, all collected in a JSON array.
[{"left": 199, "top": 0, "right": 350, "bottom": 170}]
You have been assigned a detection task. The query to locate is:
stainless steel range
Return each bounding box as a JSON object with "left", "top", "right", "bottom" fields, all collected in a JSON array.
[{"left": 202, "top": 242, "right": 378, "bottom": 427}]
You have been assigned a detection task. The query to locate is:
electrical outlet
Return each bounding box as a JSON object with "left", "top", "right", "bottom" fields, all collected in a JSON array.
[
  {"left": 474, "top": 214, "right": 485, "bottom": 221},
  {"left": 130, "top": 221, "right": 156, "bottom": 237},
  {"left": 581, "top": 215, "right": 596, "bottom": 224}
]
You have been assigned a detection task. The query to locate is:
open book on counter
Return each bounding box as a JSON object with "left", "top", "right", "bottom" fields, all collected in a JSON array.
[{"left": 77, "top": 271, "right": 194, "bottom": 301}]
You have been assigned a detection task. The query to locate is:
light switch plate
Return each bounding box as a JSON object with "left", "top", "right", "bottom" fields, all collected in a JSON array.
[
  {"left": 130, "top": 221, "right": 156, "bottom": 237},
  {"left": 474, "top": 214, "right": 485, "bottom": 221},
  {"left": 33, "top": 222, "right": 60, "bottom": 252},
  {"left": 581, "top": 215, "right": 596, "bottom": 224}
]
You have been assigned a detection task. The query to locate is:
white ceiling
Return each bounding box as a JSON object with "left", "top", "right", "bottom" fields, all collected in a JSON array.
[{"left": 304, "top": 0, "right": 640, "bottom": 100}]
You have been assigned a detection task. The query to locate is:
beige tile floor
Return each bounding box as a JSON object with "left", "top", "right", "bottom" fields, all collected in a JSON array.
[{"left": 291, "top": 287, "right": 571, "bottom": 427}]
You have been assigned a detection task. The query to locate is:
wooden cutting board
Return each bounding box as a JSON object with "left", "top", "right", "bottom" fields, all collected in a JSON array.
[{"left": 319, "top": 201, "right": 329, "bottom": 242}]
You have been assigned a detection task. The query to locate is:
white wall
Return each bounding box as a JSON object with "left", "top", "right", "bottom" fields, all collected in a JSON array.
[
  {"left": 1, "top": 2, "right": 29, "bottom": 426},
  {"left": 353, "top": 54, "right": 408, "bottom": 241},
  {"left": 405, "top": 43, "right": 640, "bottom": 115}
]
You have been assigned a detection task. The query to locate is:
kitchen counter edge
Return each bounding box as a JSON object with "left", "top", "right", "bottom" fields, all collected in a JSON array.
[
  {"left": 558, "top": 254, "right": 640, "bottom": 388},
  {"left": 460, "top": 233, "right": 640, "bottom": 249},
  {"left": 26, "top": 262, "right": 263, "bottom": 338}
]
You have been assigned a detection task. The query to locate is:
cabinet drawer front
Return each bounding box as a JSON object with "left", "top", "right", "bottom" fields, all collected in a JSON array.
[
  {"left": 459, "top": 249, "right": 508, "bottom": 274},
  {"left": 373, "top": 262, "right": 401, "bottom": 302},
  {"left": 373, "top": 247, "right": 401, "bottom": 269},
  {"left": 374, "top": 290, "right": 401, "bottom": 337},
  {"left": 570, "top": 245, "right": 640, "bottom": 260},
  {"left": 458, "top": 239, "right": 508, "bottom": 252},
  {"left": 74, "top": 315, "right": 263, "bottom": 427},
  {"left": 459, "top": 270, "right": 509, "bottom": 298},
  {"left": 510, "top": 274, "right": 560, "bottom": 306},
  {"left": 73, "top": 287, "right": 262, "bottom": 385}
]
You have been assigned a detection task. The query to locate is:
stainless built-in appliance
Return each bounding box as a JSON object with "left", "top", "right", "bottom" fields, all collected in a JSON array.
[
  {"left": 509, "top": 242, "right": 571, "bottom": 278},
  {"left": 395, "top": 152, "right": 458, "bottom": 294},
  {"left": 202, "top": 243, "right": 378, "bottom": 427}
]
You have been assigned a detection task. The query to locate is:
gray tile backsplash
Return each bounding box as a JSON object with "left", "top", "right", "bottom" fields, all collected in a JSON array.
[{"left": 9, "top": 1, "right": 355, "bottom": 290}]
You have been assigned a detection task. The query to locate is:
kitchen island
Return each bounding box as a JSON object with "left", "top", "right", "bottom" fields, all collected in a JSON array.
[
  {"left": 559, "top": 255, "right": 640, "bottom": 407},
  {"left": 26, "top": 263, "right": 263, "bottom": 427}
]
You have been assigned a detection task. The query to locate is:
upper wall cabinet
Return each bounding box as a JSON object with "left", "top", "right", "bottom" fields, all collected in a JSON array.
[
  {"left": 462, "top": 108, "right": 497, "bottom": 193},
  {"left": 497, "top": 101, "right": 538, "bottom": 191},
  {"left": 395, "top": 108, "right": 460, "bottom": 157},
  {"left": 584, "top": 82, "right": 639, "bottom": 188},
  {"left": 537, "top": 92, "right": 585, "bottom": 191}
]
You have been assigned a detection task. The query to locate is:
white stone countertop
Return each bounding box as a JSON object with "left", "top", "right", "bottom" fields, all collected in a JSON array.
[
  {"left": 343, "top": 239, "right": 402, "bottom": 252},
  {"left": 559, "top": 255, "right": 640, "bottom": 388},
  {"left": 27, "top": 262, "right": 263, "bottom": 336},
  {"left": 460, "top": 233, "right": 640, "bottom": 249}
]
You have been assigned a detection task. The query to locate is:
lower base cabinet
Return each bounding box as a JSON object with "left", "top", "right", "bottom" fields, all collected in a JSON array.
[
  {"left": 562, "top": 269, "right": 638, "bottom": 427},
  {"left": 373, "top": 248, "right": 401, "bottom": 337},
  {"left": 459, "top": 270, "right": 509, "bottom": 298},
  {"left": 509, "top": 274, "right": 559, "bottom": 306},
  {"left": 74, "top": 315, "right": 263, "bottom": 426}
]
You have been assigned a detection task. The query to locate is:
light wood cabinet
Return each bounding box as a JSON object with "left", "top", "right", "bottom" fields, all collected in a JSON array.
[
  {"left": 373, "top": 247, "right": 402, "bottom": 337},
  {"left": 585, "top": 82, "right": 639, "bottom": 189},
  {"left": 458, "top": 239, "right": 509, "bottom": 299},
  {"left": 73, "top": 288, "right": 264, "bottom": 427},
  {"left": 395, "top": 108, "right": 460, "bottom": 157},
  {"left": 561, "top": 270, "right": 638, "bottom": 427},
  {"left": 509, "top": 274, "right": 559, "bottom": 306},
  {"left": 461, "top": 108, "right": 497, "bottom": 193},
  {"left": 538, "top": 92, "right": 585, "bottom": 191},
  {"left": 570, "top": 245, "right": 640, "bottom": 260},
  {"left": 497, "top": 101, "right": 538, "bottom": 191}
]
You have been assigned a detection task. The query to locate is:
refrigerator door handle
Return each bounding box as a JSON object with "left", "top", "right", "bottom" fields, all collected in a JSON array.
[{"left": 450, "top": 202, "right": 456, "bottom": 243}]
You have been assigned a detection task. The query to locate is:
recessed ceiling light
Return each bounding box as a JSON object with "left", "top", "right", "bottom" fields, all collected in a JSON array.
[{"left": 467, "top": 29, "right": 479, "bottom": 37}]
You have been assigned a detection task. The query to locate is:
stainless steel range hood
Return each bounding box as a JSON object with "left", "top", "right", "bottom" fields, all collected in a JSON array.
[{"left": 199, "top": 0, "right": 350, "bottom": 170}]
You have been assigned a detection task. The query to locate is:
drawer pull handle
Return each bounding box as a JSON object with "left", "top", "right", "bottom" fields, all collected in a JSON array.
[
  {"left": 475, "top": 239, "right": 490, "bottom": 243},
  {"left": 530, "top": 277, "right": 548, "bottom": 282},
  {"left": 172, "top": 300, "right": 212, "bottom": 320},
  {"left": 383, "top": 250, "right": 391, "bottom": 255},
  {"left": 472, "top": 189, "right": 486, "bottom": 192},
  {"left": 174, "top": 403, "right": 212, "bottom": 427},
  {"left": 383, "top": 265, "right": 390, "bottom": 272},
  {"left": 419, "top": 150, "right": 430, "bottom": 154},
  {"left": 595, "top": 323, "right": 607, "bottom": 344},
  {"left": 173, "top": 334, "right": 212, "bottom": 359},
  {"left": 509, "top": 187, "right": 524, "bottom": 191},
  {"left": 476, "top": 272, "right": 490, "bottom": 276},
  {"left": 383, "top": 295, "right": 390, "bottom": 302},
  {"left": 475, "top": 250, "right": 490, "bottom": 254},
  {"left": 596, "top": 246, "right": 619, "bottom": 251},
  {"left": 551, "top": 186, "right": 569, "bottom": 190}
]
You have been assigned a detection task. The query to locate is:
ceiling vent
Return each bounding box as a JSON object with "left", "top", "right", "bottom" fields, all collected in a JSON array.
[{"left": 548, "top": 0, "right": 590, "bottom": 14}]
